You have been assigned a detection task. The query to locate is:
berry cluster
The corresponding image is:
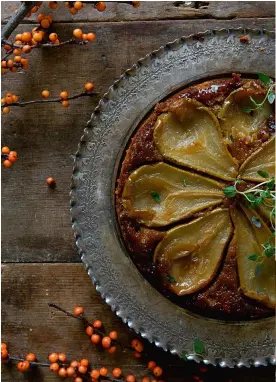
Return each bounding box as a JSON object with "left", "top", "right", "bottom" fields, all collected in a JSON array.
[{"left": 1, "top": 146, "right": 18, "bottom": 168}]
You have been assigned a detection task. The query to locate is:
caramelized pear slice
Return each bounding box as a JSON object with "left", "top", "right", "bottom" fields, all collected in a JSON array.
[
  {"left": 218, "top": 82, "right": 273, "bottom": 139},
  {"left": 153, "top": 98, "right": 238, "bottom": 180},
  {"left": 122, "top": 162, "right": 224, "bottom": 227},
  {"left": 232, "top": 205, "right": 275, "bottom": 308},
  {"left": 153, "top": 209, "right": 233, "bottom": 295},
  {"left": 239, "top": 136, "right": 275, "bottom": 182}
]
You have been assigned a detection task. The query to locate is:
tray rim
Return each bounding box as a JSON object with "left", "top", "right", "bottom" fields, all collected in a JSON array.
[{"left": 71, "top": 27, "right": 276, "bottom": 368}]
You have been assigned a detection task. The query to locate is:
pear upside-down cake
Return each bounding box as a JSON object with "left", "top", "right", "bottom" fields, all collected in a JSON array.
[{"left": 115, "top": 73, "right": 275, "bottom": 320}]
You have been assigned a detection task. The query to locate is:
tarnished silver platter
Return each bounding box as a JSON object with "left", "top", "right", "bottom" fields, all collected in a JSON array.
[{"left": 71, "top": 28, "right": 275, "bottom": 367}]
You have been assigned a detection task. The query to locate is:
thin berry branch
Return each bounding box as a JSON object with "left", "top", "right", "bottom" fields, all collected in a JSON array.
[
  {"left": 2, "top": 37, "right": 88, "bottom": 49},
  {"left": 1, "top": 1, "right": 38, "bottom": 40},
  {"left": 2, "top": 50, "right": 13, "bottom": 61},
  {"left": 9, "top": 356, "right": 50, "bottom": 367},
  {"left": 1, "top": 92, "right": 97, "bottom": 108}
]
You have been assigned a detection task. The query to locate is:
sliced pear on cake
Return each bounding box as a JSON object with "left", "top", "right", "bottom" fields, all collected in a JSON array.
[
  {"left": 218, "top": 82, "right": 273, "bottom": 139},
  {"left": 153, "top": 98, "right": 238, "bottom": 180},
  {"left": 122, "top": 162, "right": 224, "bottom": 227},
  {"left": 239, "top": 135, "right": 275, "bottom": 182},
  {"left": 153, "top": 208, "right": 233, "bottom": 295},
  {"left": 231, "top": 205, "right": 275, "bottom": 308}
]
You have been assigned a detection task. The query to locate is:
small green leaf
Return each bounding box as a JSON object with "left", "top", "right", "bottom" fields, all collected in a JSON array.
[
  {"left": 254, "top": 197, "right": 263, "bottom": 206},
  {"left": 151, "top": 191, "right": 161, "bottom": 203},
  {"left": 183, "top": 178, "right": 187, "bottom": 187},
  {"left": 248, "top": 253, "right": 259, "bottom": 261},
  {"left": 223, "top": 186, "right": 237, "bottom": 198},
  {"left": 242, "top": 106, "right": 253, "bottom": 114},
  {"left": 255, "top": 262, "right": 263, "bottom": 277},
  {"left": 166, "top": 274, "right": 177, "bottom": 284},
  {"left": 194, "top": 338, "right": 205, "bottom": 355},
  {"left": 266, "top": 178, "right": 275, "bottom": 190},
  {"left": 261, "top": 190, "right": 270, "bottom": 198},
  {"left": 230, "top": 134, "right": 234, "bottom": 143},
  {"left": 252, "top": 216, "right": 262, "bottom": 228},
  {"left": 246, "top": 193, "right": 255, "bottom": 202},
  {"left": 267, "top": 91, "right": 275, "bottom": 104},
  {"left": 257, "top": 170, "right": 269, "bottom": 178},
  {"left": 258, "top": 72, "right": 271, "bottom": 86},
  {"left": 181, "top": 353, "right": 188, "bottom": 362}
]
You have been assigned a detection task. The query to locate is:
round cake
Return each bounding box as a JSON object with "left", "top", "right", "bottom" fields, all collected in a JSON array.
[{"left": 115, "top": 73, "right": 275, "bottom": 321}]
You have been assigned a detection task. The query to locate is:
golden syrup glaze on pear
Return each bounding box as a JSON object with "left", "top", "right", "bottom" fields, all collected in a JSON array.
[
  {"left": 153, "top": 98, "right": 238, "bottom": 181},
  {"left": 153, "top": 209, "right": 233, "bottom": 295},
  {"left": 239, "top": 135, "right": 275, "bottom": 182},
  {"left": 231, "top": 205, "right": 275, "bottom": 309},
  {"left": 122, "top": 162, "right": 225, "bottom": 227}
]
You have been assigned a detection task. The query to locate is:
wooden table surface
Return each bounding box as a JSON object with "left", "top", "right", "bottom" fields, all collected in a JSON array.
[{"left": 1, "top": 1, "right": 275, "bottom": 381}]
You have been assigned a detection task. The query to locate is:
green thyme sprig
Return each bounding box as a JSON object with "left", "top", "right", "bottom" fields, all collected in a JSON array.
[
  {"left": 243, "top": 72, "right": 275, "bottom": 113},
  {"left": 248, "top": 233, "right": 275, "bottom": 276},
  {"left": 181, "top": 338, "right": 206, "bottom": 361}
]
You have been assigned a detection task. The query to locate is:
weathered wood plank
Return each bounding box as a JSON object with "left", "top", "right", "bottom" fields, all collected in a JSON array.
[
  {"left": 1, "top": 18, "right": 274, "bottom": 263},
  {"left": 1, "top": 1, "right": 275, "bottom": 23},
  {"left": 1, "top": 264, "right": 275, "bottom": 381}
]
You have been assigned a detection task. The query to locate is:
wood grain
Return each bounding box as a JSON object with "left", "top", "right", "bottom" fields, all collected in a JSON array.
[
  {"left": 1, "top": 17, "right": 274, "bottom": 263},
  {"left": 1, "top": 1, "right": 275, "bottom": 23},
  {"left": 1, "top": 264, "right": 275, "bottom": 382}
]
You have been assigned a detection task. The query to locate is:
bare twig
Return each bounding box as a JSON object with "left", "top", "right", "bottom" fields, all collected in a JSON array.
[
  {"left": 1, "top": 1, "right": 37, "bottom": 41},
  {"left": 2, "top": 38, "right": 88, "bottom": 50},
  {"left": 1, "top": 92, "right": 98, "bottom": 108},
  {"left": 1, "top": 50, "right": 13, "bottom": 61}
]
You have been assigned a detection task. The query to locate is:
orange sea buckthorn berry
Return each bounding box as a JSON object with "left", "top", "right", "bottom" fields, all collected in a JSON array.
[
  {"left": 5, "top": 95, "right": 13, "bottom": 104},
  {"left": 85, "top": 82, "right": 94, "bottom": 92},
  {"left": 74, "top": 1, "right": 83, "bottom": 10},
  {"left": 62, "top": 100, "right": 69, "bottom": 107},
  {"left": 60, "top": 91, "right": 68, "bottom": 100},
  {"left": 49, "top": 1, "right": 58, "bottom": 9},
  {"left": 73, "top": 306, "right": 84, "bottom": 316},
  {"left": 13, "top": 48, "right": 21, "bottom": 55},
  {"left": 107, "top": 345, "right": 116, "bottom": 354},
  {"left": 26, "top": 11, "right": 32, "bottom": 17},
  {"left": 99, "top": 367, "right": 108, "bottom": 377},
  {"left": 21, "top": 32, "right": 32, "bottom": 42},
  {"left": 14, "top": 56, "right": 22, "bottom": 63},
  {"left": 82, "top": 33, "right": 88, "bottom": 40},
  {"left": 85, "top": 326, "right": 94, "bottom": 336},
  {"left": 3, "top": 160, "right": 12, "bottom": 168},
  {"left": 134, "top": 351, "right": 141, "bottom": 358},
  {"left": 109, "top": 331, "right": 118, "bottom": 340},
  {"left": 41, "top": 18, "right": 50, "bottom": 28},
  {"left": 25, "top": 353, "right": 36, "bottom": 362},
  {"left": 12, "top": 94, "right": 19, "bottom": 102},
  {"left": 70, "top": 360, "right": 79, "bottom": 368},
  {"left": 1, "top": 147, "right": 10, "bottom": 154},
  {"left": 74, "top": 377, "right": 83, "bottom": 382},
  {"left": 148, "top": 361, "right": 156, "bottom": 370},
  {"left": 15, "top": 40, "right": 23, "bottom": 45},
  {"left": 49, "top": 33, "right": 58, "bottom": 42},
  {"left": 69, "top": 7, "right": 78, "bottom": 14},
  {"left": 102, "top": 336, "right": 111, "bottom": 349},
  {"left": 78, "top": 365, "right": 87, "bottom": 374},
  {"left": 21, "top": 58, "right": 29, "bottom": 70},
  {"left": 58, "top": 353, "right": 66, "bottom": 362},
  {"left": 87, "top": 32, "right": 96, "bottom": 41},
  {"left": 132, "top": 1, "right": 140, "bottom": 7},
  {"left": 33, "top": 32, "right": 43, "bottom": 42},
  {"left": 131, "top": 338, "right": 144, "bottom": 353},
  {"left": 91, "top": 334, "right": 101, "bottom": 344},
  {"left": 153, "top": 366, "right": 163, "bottom": 377},
  {"left": 48, "top": 352, "right": 59, "bottom": 363},
  {"left": 17, "top": 360, "right": 30, "bottom": 372},
  {"left": 1, "top": 343, "right": 7, "bottom": 349},
  {"left": 22, "top": 45, "right": 31, "bottom": 54},
  {"left": 142, "top": 378, "right": 150, "bottom": 382},
  {"left": 126, "top": 375, "right": 135, "bottom": 382},
  {"left": 73, "top": 28, "right": 83, "bottom": 38},
  {"left": 1, "top": 61, "right": 7, "bottom": 68},
  {"left": 80, "top": 359, "right": 89, "bottom": 367},
  {"left": 15, "top": 33, "right": 22, "bottom": 41},
  {"left": 58, "top": 367, "right": 68, "bottom": 377},
  {"left": 11, "top": 66, "right": 18, "bottom": 73},
  {"left": 46, "top": 15, "right": 53, "bottom": 23},
  {"left": 112, "top": 368, "right": 122, "bottom": 378},
  {"left": 91, "top": 369, "right": 100, "bottom": 379},
  {"left": 66, "top": 366, "right": 76, "bottom": 377},
  {"left": 3, "top": 107, "right": 10, "bottom": 115},
  {"left": 93, "top": 320, "right": 102, "bottom": 329},
  {"left": 1, "top": 348, "right": 8, "bottom": 359},
  {"left": 1, "top": 98, "right": 6, "bottom": 104},
  {"left": 52, "top": 39, "right": 60, "bottom": 45},
  {"left": 1, "top": 68, "right": 8, "bottom": 74},
  {"left": 42, "top": 90, "right": 50, "bottom": 99},
  {"left": 96, "top": 1, "right": 106, "bottom": 12},
  {"left": 50, "top": 362, "right": 59, "bottom": 372},
  {"left": 31, "top": 5, "right": 39, "bottom": 13},
  {"left": 4, "top": 44, "right": 12, "bottom": 51},
  {"left": 7, "top": 60, "right": 14, "bottom": 68},
  {"left": 37, "top": 13, "right": 45, "bottom": 22}
]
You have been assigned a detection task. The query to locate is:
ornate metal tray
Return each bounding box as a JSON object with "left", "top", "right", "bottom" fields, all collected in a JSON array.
[{"left": 71, "top": 28, "right": 275, "bottom": 367}]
